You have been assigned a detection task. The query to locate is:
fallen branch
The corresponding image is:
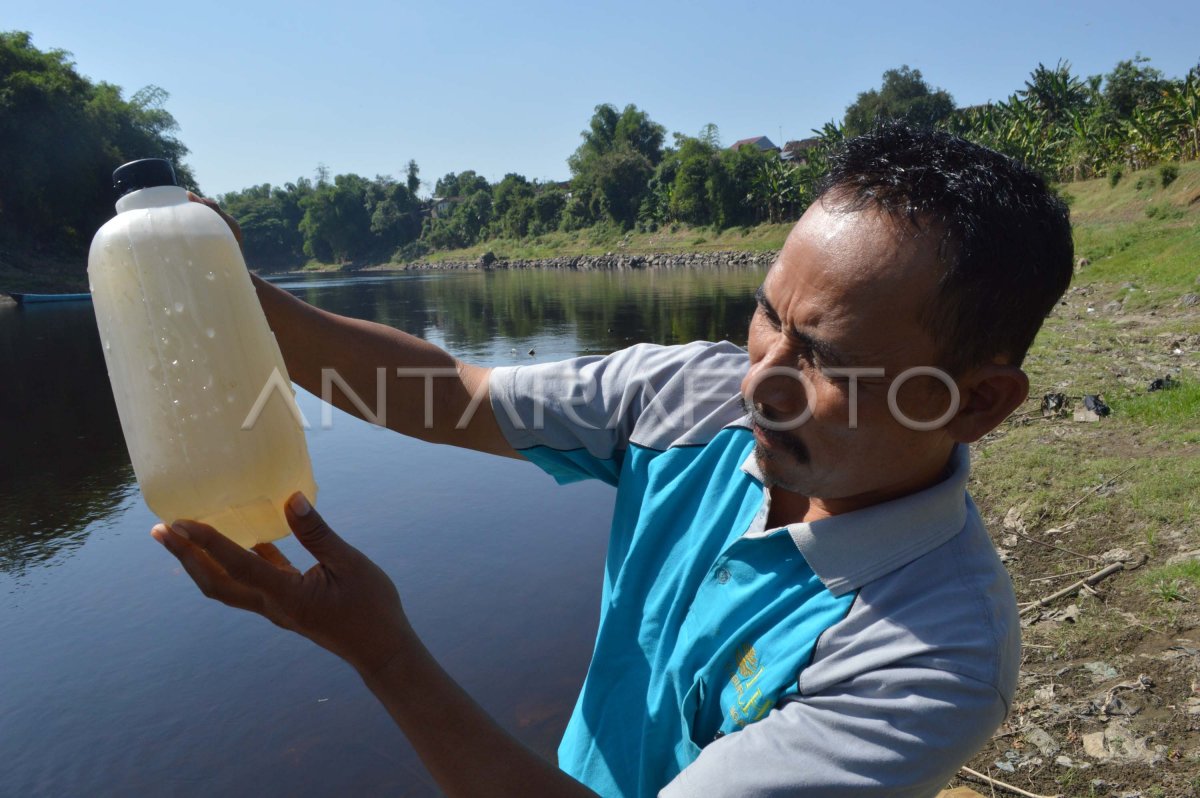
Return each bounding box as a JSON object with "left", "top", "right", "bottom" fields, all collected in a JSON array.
[
  {"left": 1061, "top": 465, "right": 1136, "bottom": 518},
  {"left": 1010, "top": 531, "right": 1097, "bottom": 563},
  {"left": 1019, "top": 555, "right": 1148, "bottom": 616},
  {"left": 1029, "top": 567, "right": 1095, "bottom": 583},
  {"left": 958, "top": 767, "right": 1062, "bottom": 798}
]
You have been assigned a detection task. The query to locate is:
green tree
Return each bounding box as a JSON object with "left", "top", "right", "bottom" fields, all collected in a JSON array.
[
  {"left": 669, "top": 137, "right": 717, "bottom": 226},
  {"left": 567, "top": 104, "right": 665, "bottom": 229},
  {"left": 1104, "top": 55, "right": 1167, "bottom": 119},
  {"left": 843, "top": 66, "right": 955, "bottom": 136},
  {"left": 405, "top": 159, "right": 421, "bottom": 197},
  {"left": 299, "top": 173, "right": 372, "bottom": 263},
  {"left": 0, "top": 31, "right": 195, "bottom": 259},
  {"left": 364, "top": 175, "right": 420, "bottom": 258}
]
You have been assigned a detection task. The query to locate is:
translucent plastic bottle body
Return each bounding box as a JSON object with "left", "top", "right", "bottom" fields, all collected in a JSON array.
[{"left": 89, "top": 185, "right": 317, "bottom": 547}]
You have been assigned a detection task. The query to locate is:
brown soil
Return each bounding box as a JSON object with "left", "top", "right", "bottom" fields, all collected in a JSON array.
[{"left": 947, "top": 291, "right": 1200, "bottom": 798}]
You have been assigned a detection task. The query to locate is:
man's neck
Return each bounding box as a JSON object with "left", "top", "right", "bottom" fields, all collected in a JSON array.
[{"left": 766, "top": 449, "right": 957, "bottom": 527}]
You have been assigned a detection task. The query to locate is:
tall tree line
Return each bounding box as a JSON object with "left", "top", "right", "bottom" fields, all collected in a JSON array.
[
  {"left": 3, "top": 28, "right": 1199, "bottom": 275},
  {"left": 0, "top": 32, "right": 196, "bottom": 262}
]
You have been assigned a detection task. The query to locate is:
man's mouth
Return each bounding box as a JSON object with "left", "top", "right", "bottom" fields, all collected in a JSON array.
[{"left": 741, "top": 397, "right": 810, "bottom": 462}]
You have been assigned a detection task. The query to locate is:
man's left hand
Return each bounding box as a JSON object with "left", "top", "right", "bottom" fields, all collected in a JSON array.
[{"left": 152, "top": 493, "right": 411, "bottom": 678}]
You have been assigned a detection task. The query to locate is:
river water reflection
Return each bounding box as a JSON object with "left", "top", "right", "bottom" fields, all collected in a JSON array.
[{"left": 0, "top": 266, "right": 766, "bottom": 796}]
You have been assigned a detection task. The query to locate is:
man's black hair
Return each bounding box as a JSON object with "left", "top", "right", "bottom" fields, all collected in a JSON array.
[{"left": 817, "top": 123, "right": 1074, "bottom": 374}]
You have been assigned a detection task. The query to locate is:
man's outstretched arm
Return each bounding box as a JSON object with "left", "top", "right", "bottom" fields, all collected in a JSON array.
[
  {"left": 250, "top": 275, "right": 515, "bottom": 457},
  {"left": 191, "top": 193, "right": 515, "bottom": 458},
  {"left": 152, "top": 494, "right": 597, "bottom": 798}
]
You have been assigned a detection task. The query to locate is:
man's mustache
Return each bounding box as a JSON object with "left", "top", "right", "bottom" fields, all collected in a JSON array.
[{"left": 740, "top": 396, "right": 810, "bottom": 464}]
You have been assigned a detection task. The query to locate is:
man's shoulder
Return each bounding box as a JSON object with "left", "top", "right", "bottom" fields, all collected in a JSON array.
[
  {"left": 610, "top": 340, "right": 752, "bottom": 452},
  {"left": 800, "top": 507, "right": 1020, "bottom": 708}
]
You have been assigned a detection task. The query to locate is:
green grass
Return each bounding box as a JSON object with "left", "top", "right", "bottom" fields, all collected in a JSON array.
[
  {"left": 1140, "top": 560, "right": 1200, "bottom": 603},
  {"left": 1072, "top": 221, "right": 1200, "bottom": 297},
  {"left": 1065, "top": 160, "right": 1200, "bottom": 222},
  {"left": 406, "top": 222, "right": 794, "bottom": 265},
  {"left": 1115, "top": 381, "right": 1200, "bottom": 428}
]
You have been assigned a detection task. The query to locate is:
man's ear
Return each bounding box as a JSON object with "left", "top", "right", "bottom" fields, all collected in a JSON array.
[{"left": 945, "top": 365, "right": 1029, "bottom": 444}]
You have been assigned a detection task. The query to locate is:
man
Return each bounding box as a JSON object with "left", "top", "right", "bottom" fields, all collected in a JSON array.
[{"left": 155, "top": 125, "right": 1073, "bottom": 796}]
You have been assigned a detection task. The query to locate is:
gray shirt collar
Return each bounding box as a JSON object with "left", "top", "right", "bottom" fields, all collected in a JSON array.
[{"left": 739, "top": 444, "right": 970, "bottom": 597}]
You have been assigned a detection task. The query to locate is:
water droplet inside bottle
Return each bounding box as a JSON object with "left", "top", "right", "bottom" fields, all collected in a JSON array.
[
  {"left": 171, "top": 359, "right": 179, "bottom": 366},
  {"left": 226, "top": 393, "right": 237, "bottom": 404},
  {"left": 205, "top": 328, "right": 216, "bottom": 338},
  {"left": 174, "top": 302, "right": 185, "bottom": 313},
  {"left": 163, "top": 306, "right": 172, "bottom": 316},
  {"left": 88, "top": 283, "right": 95, "bottom": 292},
  {"left": 172, "top": 399, "right": 180, "bottom": 406},
  {"left": 160, "top": 336, "right": 170, "bottom": 345},
  {"left": 206, "top": 271, "right": 216, "bottom": 281},
  {"left": 103, "top": 340, "right": 111, "bottom": 350},
  {"left": 189, "top": 413, "right": 198, "bottom": 421}
]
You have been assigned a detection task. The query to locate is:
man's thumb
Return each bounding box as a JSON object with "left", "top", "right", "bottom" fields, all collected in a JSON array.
[{"left": 285, "top": 493, "right": 344, "bottom": 561}]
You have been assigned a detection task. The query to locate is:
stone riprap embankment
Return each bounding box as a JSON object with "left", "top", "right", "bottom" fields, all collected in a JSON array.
[{"left": 384, "top": 250, "right": 777, "bottom": 272}]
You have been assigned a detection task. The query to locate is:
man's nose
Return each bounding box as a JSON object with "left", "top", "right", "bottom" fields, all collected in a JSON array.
[{"left": 741, "top": 343, "right": 811, "bottom": 424}]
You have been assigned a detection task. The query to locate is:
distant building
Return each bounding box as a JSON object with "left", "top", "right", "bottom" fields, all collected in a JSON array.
[
  {"left": 729, "top": 136, "right": 779, "bottom": 153},
  {"left": 430, "top": 197, "right": 461, "bottom": 219},
  {"left": 781, "top": 138, "right": 821, "bottom": 164}
]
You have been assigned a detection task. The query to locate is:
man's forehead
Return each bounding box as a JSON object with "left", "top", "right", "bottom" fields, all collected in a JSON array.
[
  {"left": 771, "top": 202, "right": 941, "bottom": 297},
  {"left": 760, "top": 204, "right": 942, "bottom": 365}
]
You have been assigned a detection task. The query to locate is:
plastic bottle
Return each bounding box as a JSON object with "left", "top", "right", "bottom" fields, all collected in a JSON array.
[{"left": 89, "top": 159, "right": 317, "bottom": 548}]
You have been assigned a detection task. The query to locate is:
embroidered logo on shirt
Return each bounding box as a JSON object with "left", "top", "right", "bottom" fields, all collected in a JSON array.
[{"left": 727, "top": 643, "right": 769, "bottom": 727}]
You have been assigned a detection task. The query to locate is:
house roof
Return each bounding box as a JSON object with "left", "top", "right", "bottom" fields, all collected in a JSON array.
[
  {"left": 781, "top": 137, "right": 821, "bottom": 160},
  {"left": 730, "top": 136, "right": 778, "bottom": 152}
]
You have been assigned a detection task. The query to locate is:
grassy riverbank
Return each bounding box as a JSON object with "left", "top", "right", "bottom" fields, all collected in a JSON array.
[{"left": 947, "top": 163, "right": 1200, "bottom": 796}]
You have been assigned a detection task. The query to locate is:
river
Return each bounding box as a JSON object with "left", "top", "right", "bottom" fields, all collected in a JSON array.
[{"left": 0, "top": 266, "right": 766, "bottom": 796}]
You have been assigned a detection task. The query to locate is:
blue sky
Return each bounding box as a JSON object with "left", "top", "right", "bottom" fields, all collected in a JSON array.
[{"left": 7, "top": 0, "right": 1198, "bottom": 196}]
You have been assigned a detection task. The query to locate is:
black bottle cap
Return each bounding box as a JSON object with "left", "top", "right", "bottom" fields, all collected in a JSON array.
[{"left": 113, "top": 159, "right": 178, "bottom": 197}]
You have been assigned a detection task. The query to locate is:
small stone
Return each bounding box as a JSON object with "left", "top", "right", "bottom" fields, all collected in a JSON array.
[
  {"left": 1101, "top": 548, "right": 1133, "bottom": 564},
  {"left": 1035, "top": 684, "right": 1058, "bottom": 703},
  {"left": 1003, "top": 504, "right": 1027, "bottom": 531},
  {"left": 1082, "top": 731, "right": 1107, "bottom": 759},
  {"left": 1083, "top": 661, "right": 1119, "bottom": 681},
  {"left": 1023, "top": 725, "right": 1060, "bottom": 757},
  {"left": 1055, "top": 754, "right": 1074, "bottom": 767}
]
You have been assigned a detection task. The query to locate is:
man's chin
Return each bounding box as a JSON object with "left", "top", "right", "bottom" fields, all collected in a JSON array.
[{"left": 753, "top": 443, "right": 810, "bottom": 493}]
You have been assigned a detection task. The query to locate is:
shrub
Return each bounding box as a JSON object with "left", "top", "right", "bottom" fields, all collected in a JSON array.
[
  {"left": 1108, "top": 166, "right": 1124, "bottom": 188},
  {"left": 1160, "top": 163, "right": 1179, "bottom": 188},
  {"left": 394, "top": 240, "right": 429, "bottom": 263},
  {"left": 1145, "top": 202, "right": 1184, "bottom": 220}
]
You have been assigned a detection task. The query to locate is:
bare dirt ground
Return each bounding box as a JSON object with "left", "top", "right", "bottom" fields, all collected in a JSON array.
[{"left": 947, "top": 280, "right": 1199, "bottom": 797}]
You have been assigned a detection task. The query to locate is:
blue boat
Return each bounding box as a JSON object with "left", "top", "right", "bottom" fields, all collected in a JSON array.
[{"left": 10, "top": 292, "right": 93, "bottom": 304}]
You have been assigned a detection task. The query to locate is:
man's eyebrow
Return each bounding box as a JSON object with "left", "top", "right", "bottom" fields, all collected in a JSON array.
[{"left": 754, "top": 285, "right": 847, "bottom": 366}]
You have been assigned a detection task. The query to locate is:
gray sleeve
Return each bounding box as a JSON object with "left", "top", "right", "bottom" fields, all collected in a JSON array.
[
  {"left": 488, "top": 341, "right": 747, "bottom": 485},
  {"left": 660, "top": 667, "right": 1006, "bottom": 798}
]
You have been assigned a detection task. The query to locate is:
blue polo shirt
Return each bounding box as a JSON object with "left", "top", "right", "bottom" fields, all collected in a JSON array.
[{"left": 489, "top": 341, "right": 1020, "bottom": 798}]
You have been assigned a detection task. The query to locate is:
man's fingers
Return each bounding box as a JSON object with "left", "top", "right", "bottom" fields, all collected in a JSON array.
[
  {"left": 252, "top": 542, "right": 300, "bottom": 575},
  {"left": 284, "top": 493, "right": 352, "bottom": 563},
  {"left": 152, "top": 525, "right": 263, "bottom": 612},
  {"left": 170, "top": 520, "right": 291, "bottom": 594}
]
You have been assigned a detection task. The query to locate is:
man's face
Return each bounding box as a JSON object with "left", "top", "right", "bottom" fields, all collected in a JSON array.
[{"left": 740, "top": 197, "right": 959, "bottom": 509}]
